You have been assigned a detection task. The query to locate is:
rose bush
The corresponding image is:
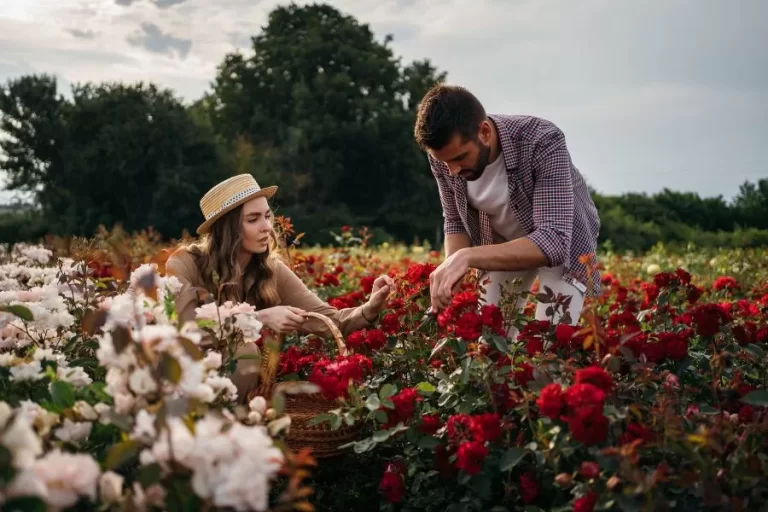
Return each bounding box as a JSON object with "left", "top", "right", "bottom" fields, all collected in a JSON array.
[{"left": 2, "top": 225, "right": 767, "bottom": 512}]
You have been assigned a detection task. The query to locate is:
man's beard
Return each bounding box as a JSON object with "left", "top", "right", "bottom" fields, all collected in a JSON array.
[{"left": 458, "top": 141, "right": 491, "bottom": 181}]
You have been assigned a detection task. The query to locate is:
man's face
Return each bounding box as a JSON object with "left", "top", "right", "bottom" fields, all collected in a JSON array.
[{"left": 428, "top": 121, "right": 493, "bottom": 181}]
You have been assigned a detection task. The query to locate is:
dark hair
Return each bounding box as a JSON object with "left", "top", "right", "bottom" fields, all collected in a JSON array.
[
  {"left": 183, "top": 204, "right": 280, "bottom": 309},
  {"left": 414, "top": 84, "right": 487, "bottom": 150}
]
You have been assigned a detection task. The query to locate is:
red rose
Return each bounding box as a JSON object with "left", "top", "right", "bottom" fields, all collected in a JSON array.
[
  {"left": 691, "top": 303, "right": 731, "bottom": 337},
  {"left": 519, "top": 472, "right": 540, "bottom": 504},
  {"left": 479, "top": 304, "right": 504, "bottom": 334},
  {"left": 382, "top": 388, "right": 421, "bottom": 428},
  {"left": 447, "top": 414, "right": 479, "bottom": 446},
  {"left": 418, "top": 413, "right": 442, "bottom": 435},
  {"left": 360, "top": 275, "right": 375, "bottom": 294},
  {"left": 454, "top": 311, "right": 483, "bottom": 341},
  {"left": 365, "top": 329, "right": 387, "bottom": 350},
  {"left": 345, "top": 331, "right": 365, "bottom": 351},
  {"left": 536, "top": 384, "right": 565, "bottom": 420},
  {"left": 380, "top": 313, "right": 401, "bottom": 334},
  {"left": 567, "top": 413, "right": 609, "bottom": 446},
  {"left": 473, "top": 413, "right": 502, "bottom": 442},
  {"left": 660, "top": 332, "right": 688, "bottom": 361},
  {"left": 580, "top": 461, "right": 600, "bottom": 479},
  {"left": 554, "top": 323, "right": 577, "bottom": 346},
  {"left": 564, "top": 384, "right": 606, "bottom": 421},
  {"left": 455, "top": 441, "right": 487, "bottom": 475},
  {"left": 573, "top": 491, "right": 598, "bottom": 512},
  {"left": 574, "top": 366, "right": 614, "bottom": 394},
  {"left": 379, "top": 470, "right": 404, "bottom": 503},
  {"left": 513, "top": 363, "right": 535, "bottom": 387}
]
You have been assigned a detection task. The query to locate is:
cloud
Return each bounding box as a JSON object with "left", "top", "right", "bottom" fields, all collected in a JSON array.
[
  {"left": 66, "top": 29, "right": 97, "bottom": 39},
  {"left": 0, "top": 0, "right": 765, "bottom": 200},
  {"left": 115, "top": 0, "right": 190, "bottom": 8},
  {"left": 126, "top": 22, "right": 192, "bottom": 59}
]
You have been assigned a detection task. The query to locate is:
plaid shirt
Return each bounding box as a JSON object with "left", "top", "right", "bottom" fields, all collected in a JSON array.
[{"left": 429, "top": 114, "right": 601, "bottom": 295}]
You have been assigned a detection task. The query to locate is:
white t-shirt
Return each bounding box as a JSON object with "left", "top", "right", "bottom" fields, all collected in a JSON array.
[{"left": 466, "top": 152, "right": 527, "bottom": 243}]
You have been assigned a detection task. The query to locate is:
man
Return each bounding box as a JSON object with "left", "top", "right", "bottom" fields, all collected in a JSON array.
[{"left": 414, "top": 84, "right": 601, "bottom": 327}]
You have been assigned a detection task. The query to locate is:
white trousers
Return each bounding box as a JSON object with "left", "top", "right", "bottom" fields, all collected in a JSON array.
[{"left": 478, "top": 266, "right": 585, "bottom": 339}]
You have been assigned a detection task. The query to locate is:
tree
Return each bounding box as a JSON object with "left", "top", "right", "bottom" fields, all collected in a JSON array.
[
  {"left": 208, "top": 3, "right": 446, "bottom": 243},
  {"left": 0, "top": 75, "right": 228, "bottom": 238},
  {"left": 733, "top": 178, "right": 768, "bottom": 230}
]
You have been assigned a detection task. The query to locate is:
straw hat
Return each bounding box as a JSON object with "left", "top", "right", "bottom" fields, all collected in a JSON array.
[{"left": 197, "top": 174, "right": 278, "bottom": 235}]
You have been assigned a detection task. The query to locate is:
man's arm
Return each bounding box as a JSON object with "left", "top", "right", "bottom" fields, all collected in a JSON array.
[
  {"left": 460, "top": 127, "right": 574, "bottom": 272},
  {"left": 444, "top": 232, "right": 471, "bottom": 257}
]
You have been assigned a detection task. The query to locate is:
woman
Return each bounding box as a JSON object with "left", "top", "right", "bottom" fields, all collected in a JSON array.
[
  {"left": 166, "top": 173, "right": 394, "bottom": 336},
  {"left": 165, "top": 174, "right": 394, "bottom": 399}
]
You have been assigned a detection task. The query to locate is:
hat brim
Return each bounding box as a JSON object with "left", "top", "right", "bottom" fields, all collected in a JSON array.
[{"left": 196, "top": 185, "right": 278, "bottom": 235}]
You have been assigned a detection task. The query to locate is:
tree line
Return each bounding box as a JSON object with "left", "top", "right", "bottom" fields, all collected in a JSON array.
[{"left": 1, "top": 3, "right": 766, "bottom": 253}]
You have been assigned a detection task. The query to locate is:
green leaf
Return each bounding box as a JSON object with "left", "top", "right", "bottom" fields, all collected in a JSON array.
[
  {"left": 160, "top": 354, "right": 183, "bottom": 384},
  {"left": 365, "top": 394, "right": 381, "bottom": 411},
  {"left": 137, "top": 463, "right": 162, "bottom": 487},
  {"left": 271, "top": 392, "right": 286, "bottom": 416},
  {"left": 379, "top": 383, "right": 397, "bottom": 399},
  {"left": 0, "top": 304, "right": 33, "bottom": 321},
  {"left": 50, "top": 380, "right": 75, "bottom": 409},
  {"left": 430, "top": 337, "right": 451, "bottom": 360},
  {"left": 104, "top": 440, "right": 138, "bottom": 470},
  {"left": 416, "top": 381, "right": 436, "bottom": 394},
  {"left": 418, "top": 436, "right": 440, "bottom": 450},
  {"left": 743, "top": 344, "right": 766, "bottom": 360},
  {"left": 486, "top": 334, "right": 509, "bottom": 354},
  {"left": 698, "top": 404, "right": 719, "bottom": 415},
  {"left": 2, "top": 497, "right": 46, "bottom": 512},
  {"left": 741, "top": 390, "right": 768, "bottom": 406},
  {"left": 306, "top": 413, "right": 335, "bottom": 426},
  {"left": 438, "top": 393, "right": 459, "bottom": 409},
  {"left": 374, "top": 410, "right": 389, "bottom": 424},
  {"left": 353, "top": 437, "right": 376, "bottom": 454},
  {"left": 500, "top": 447, "right": 526, "bottom": 471},
  {"left": 372, "top": 430, "right": 391, "bottom": 442}
]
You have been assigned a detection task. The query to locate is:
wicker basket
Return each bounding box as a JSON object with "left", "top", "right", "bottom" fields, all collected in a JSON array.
[{"left": 251, "top": 311, "right": 364, "bottom": 458}]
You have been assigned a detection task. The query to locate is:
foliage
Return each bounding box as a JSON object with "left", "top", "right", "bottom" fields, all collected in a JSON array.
[
  {"left": 0, "top": 77, "right": 229, "bottom": 238},
  {"left": 2, "top": 225, "right": 768, "bottom": 510}
]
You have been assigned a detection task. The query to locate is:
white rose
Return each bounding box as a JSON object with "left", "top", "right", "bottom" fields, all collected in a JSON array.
[
  {"left": 129, "top": 368, "right": 158, "bottom": 396},
  {"left": 99, "top": 471, "right": 124, "bottom": 504}
]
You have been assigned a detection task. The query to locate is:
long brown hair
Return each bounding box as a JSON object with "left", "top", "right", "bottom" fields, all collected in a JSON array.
[{"left": 182, "top": 204, "right": 281, "bottom": 308}]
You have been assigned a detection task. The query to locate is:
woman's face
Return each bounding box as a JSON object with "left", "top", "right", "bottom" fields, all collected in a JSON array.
[{"left": 240, "top": 196, "right": 273, "bottom": 254}]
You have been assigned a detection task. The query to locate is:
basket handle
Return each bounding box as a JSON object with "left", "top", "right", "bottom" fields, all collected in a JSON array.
[{"left": 255, "top": 311, "right": 347, "bottom": 398}]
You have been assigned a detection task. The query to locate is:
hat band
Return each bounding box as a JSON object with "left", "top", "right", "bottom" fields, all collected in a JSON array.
[{"left": 204, "top": 186, "right": 261, "bottom": 220}]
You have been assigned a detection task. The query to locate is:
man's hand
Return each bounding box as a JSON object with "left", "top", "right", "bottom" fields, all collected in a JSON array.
[{"left": 429, "top": 249, "right": 470, "bottom": 311}]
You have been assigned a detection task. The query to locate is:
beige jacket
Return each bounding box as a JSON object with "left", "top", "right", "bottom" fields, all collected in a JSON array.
[
  {"left": 164, "top": 248, "right": 372, "bottom": 401},
  {"left": 165, "top": 247, "right": 372, "bottom": 336}
]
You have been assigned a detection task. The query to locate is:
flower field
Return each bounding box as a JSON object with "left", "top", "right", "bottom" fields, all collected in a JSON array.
[{"left": 1, "top": 224, "right": 767, "bottom": 512}]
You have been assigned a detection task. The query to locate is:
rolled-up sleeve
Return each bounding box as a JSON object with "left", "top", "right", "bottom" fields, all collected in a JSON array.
[
  {"left": 525, "top": 127, "right": 574, "bottom": 267},
  {"left": 429, "top": 156, "right": 466, "bottom": 236}
]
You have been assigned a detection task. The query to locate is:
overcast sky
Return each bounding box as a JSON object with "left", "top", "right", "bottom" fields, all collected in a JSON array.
[{"left": 1, "top": 0, "right": 766, "bottom": 204}]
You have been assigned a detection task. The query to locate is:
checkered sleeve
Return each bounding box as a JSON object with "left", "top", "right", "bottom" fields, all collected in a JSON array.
[
  {"left": 525, "top": 127, "right": 574, "bottom": 267},
  {"left": 429, "top": 156, "right": 467, "bottom": 236}
]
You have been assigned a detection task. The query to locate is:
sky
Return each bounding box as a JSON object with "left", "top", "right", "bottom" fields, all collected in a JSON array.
[{"left": 0, "top": 0, "right": 766, "bottom": 205}]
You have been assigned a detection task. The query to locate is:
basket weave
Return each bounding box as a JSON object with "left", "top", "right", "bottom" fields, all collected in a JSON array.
[{"left": 251, "top": 311, "right": 364, "bottom": 458}]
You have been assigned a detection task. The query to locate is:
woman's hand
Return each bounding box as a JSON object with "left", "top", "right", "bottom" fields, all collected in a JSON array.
[
  {"left": 363, "top": 274, "right": 395, "bottom": 320},
  {"left": 257, "top": 306, "right": 308, "bottom": 333}
]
